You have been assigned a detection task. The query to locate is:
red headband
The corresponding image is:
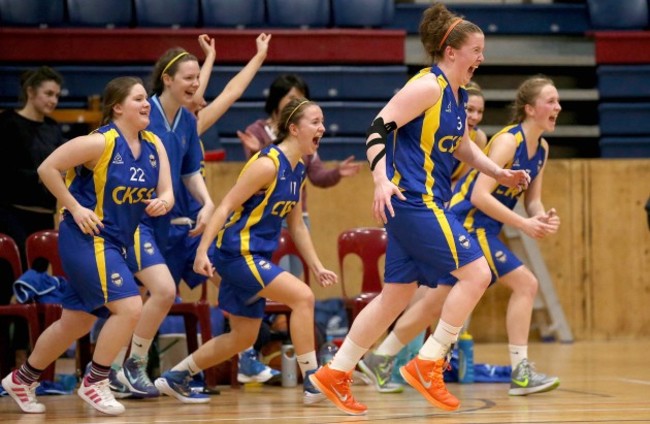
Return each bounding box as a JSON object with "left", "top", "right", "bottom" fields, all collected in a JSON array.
[{"left": 439, "top": 18, "right": 463, "bottom": 50}]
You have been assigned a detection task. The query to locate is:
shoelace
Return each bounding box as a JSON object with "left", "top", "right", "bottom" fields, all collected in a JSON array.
[
  {"left": 22, "top": 381, "right": 41, "bottom": 405},
  {"left": 334, "top": 372, "right": 355, "bottom": 395},
  {"left": 380, "top": 356, "right": 395, "bottom": 375},
  {"left": 131, "top": 357, "right": 153, "bottom": 385},
  {"left": 93, "top": 379, "right": 116, "bottom": 402},
  {"left": 245, "top": 352, "right": 266, "bottom": 374},
  {"left": 423, "top": 361, "right": 448, "bottom": 389},
  {"left": 176, "top": 373, "right": 195, "bottom": 395}
]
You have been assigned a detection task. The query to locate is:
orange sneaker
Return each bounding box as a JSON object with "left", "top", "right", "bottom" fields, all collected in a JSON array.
[
  {"left": 400, "top": 356, "right": 460, "bottom": 411},
  {"left": 309, "top": 365, "right": 367, "bottom": 416}
]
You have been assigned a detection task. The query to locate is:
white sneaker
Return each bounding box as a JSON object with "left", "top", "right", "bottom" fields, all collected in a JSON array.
[
  {"left": 77, "top": 377, "right": 125, "bottom": 415},
  {"left": 1, "top": 371, "right": 45, "bottom": 413}
]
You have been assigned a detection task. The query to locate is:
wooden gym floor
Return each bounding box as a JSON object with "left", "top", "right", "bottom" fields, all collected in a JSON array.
[{"left": 1, "top": 340, "right": 649, "bottom": 423}]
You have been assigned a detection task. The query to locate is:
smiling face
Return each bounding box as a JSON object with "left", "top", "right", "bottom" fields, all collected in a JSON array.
[
  {"left": 28, "top": 80, "right": 61, "bottom": 116},
  {"left": 291, "top": 104, "right": 325, "bottom": 156},
  {"left": 113, "top": 83, "right": 151, "bottom": 131},
  {"left": 165, "top": 60, "right": 200, "bottom": 108},
  {"left": 447, "top": 32, "right": 484, "bottom": 86},
  {"left": 527, "top": 84, "right": 561, "bottom": 133},
  {"left": 466, "top": 93, "right": 484, "bottom": 131}
]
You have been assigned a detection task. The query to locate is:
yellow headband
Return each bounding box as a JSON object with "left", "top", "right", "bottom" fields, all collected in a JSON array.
[
  {"left": 285, "top": 100, "right": 310, "bottom": 129},
  {"left": 439, "top": 18, "right": 463, "bottom": 50},
  {"left": 161, "top": 52, "right": 189, "bottom": 80}
]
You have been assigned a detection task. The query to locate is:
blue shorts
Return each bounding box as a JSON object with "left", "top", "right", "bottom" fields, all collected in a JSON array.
[
  {"left": 439, "top": 229, "right": 523, "bottom": 286},
  {"left": 384, "top": 196, "right": 484, "bottom": 287},
  {"left": 126, "top": 221, "right": 166, "bottom": 273},
  {"left": 213, "top": 250, "right": 284, "bottom": 319},
  {"left": 58, "top": 218, "right": 140, "bottom": 318},
  {"left": 164, "top": 222, "right": 216, "bottom": 289}
]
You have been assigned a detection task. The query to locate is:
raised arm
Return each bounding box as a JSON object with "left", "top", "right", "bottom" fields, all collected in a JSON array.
[
  {"left": 194, "top": 34, "right": 216, "bottom": 108},
  {"left": 197, "top": 33, "right": 271, "bottom": 135}
]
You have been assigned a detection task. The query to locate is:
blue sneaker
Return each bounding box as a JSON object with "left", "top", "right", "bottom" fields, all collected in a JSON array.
[
  {"left": 154, "top": 370, "right": 210, "bottom": 404},
  {"left": 108, "top": 368, "right": 132, "bottom": 399},
  {"left": 237, "top": 348, "right": 281, "bottom": 384},
  {"left": 303, "top": 369, "right": 326, "bottom": 405},
  {"left": 117, "top": 356, "right": 159, "bottom": 398}
]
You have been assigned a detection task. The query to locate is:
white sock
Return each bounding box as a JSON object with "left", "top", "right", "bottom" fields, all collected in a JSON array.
[
  {"left": 297, "top": 351, "right": 317, "bottom": 377},
  {"left": 419, "top": 320, "right": 462, "bottom": 360},
  {"left": 112, "top": 347, "right": 127, "bottom": 370},
  {"left": 509, "top": 344, "right": 528, "bottom": 368},
  {"left": 171, "top": 354, "right": 202, "bottom": 376},
  {"left": 329, "top": 337, "right": 367, "bottom": 373},
  {"left": 375, "top": 332, "right": 405, "bottom": 357},
  {"left": 129, "top": 334, "right": 153, "bottom": 359}
]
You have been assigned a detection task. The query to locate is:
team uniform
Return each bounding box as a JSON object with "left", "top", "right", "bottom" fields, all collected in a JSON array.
[
  {"left": 450, "top": 126, "right": 481, "bottom": 182},
  {"left": 126, "top": 95, "right": 202, "bottom": 273},
  {"left": 59, "top": 124, "right": 161, "bottom": 317},
  {"left": 441, "top": 123, "right": 547, "bottom": 285},
  {"left": 383, "top": 66, "right": 484, "bottom": 286},
  {"left": 214, "top": 145, "right": 306, "bottom": 318},
  {"left": 164, "top": 140, "right": 216, "bottom": 288}
]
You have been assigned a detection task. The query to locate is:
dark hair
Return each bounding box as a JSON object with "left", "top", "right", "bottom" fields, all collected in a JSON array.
[
  {"left": 100, "top": 76, "right": 144, "bottom": 126},
  {"left": 265, "top": 74, "right": 310, "bottom": 116},
  {"left": 150, "top": 48, "right": 198, "bottom": 96},
  {"left": 510, "top": 75, "right": 555, "bottom": 124},
  {"left": 19, "top": 66, "right": 63, "bottom": 105},
  {"left": 419, "top": 3, "right": 483, "bottom": 64},
  {"left": 274, "top": 97, "right": 317, "bottom": 143}
]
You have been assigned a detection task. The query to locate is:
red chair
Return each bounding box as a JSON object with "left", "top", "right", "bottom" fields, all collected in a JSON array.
[
  {"left": 25, "top": 230, "right": 65, "bottom": 277},
  {"left": 24, "top": 230, "right": 75, "bottom": 381},
  {"left": 337, "top": 227, "right": 387, "bottom": 322},
  {"left": 0, "top": 233, "right": 40, "bottom": 377},
  {"left": 267, "top": 227, "right": 310, "bottom": 320}
]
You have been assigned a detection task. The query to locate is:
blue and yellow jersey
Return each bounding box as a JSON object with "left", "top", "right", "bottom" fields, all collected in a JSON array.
[
  {"left": 450, "top": 126, "right": 481, "bottom": 182},
  {"left": 181, "top": 139, "right": 206, "bottom": 220},
  {"left": 65, "top": 122, "right": 160, "bottom": 247},
  {"left": 386, "top": 66, "right": 468, "bottom": 203},
  {"left": 449, "top": 124, "right": 547, "bottom": 234},
  {"left": 148, "top": 95, "right": 202, "bottom": 219},
  {"left": 217, "top": 145, "right": 306, "bottom": 255}
]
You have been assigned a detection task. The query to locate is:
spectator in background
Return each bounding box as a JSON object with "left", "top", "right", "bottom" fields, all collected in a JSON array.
[{"left": 0, "top": 66, "right": 65, "bottom": 372}]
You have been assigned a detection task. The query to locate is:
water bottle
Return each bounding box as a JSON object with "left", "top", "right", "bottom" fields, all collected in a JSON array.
[
  {"left": 281, "top": 343, "right": 298, "bottom": 387},
  {"left": 458, "top": 332, "right": 475, "bottom": 384},
  {"left": 318, "top": 335, "right": 339, "bottom": 366}
]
